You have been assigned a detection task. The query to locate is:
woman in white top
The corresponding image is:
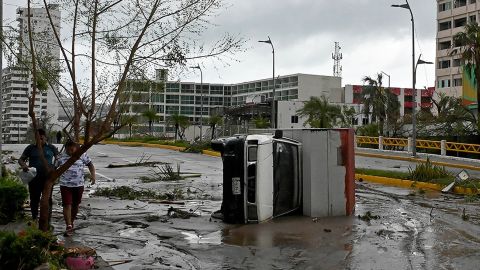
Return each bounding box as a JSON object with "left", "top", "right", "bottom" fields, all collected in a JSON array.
[{"left": 57, "top": 140, "right": 95, "bottom": 236}]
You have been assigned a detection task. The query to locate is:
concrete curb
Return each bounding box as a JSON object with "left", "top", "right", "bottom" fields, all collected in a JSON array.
[
  {"left": 356, "top": 151, "right": 480, "bottom": 172},
  {"left": 102, "top": 140, "right": 223, "bottom": 157},
  {"left": 102, "top": 140, "right": 186, "bottom": 151},
  {"left": 356, "top": 174, "right": 478, "bottom": 195}
]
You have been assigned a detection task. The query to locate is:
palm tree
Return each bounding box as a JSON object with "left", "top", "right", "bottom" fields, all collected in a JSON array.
[
  {"left": 208, "top": 114, "right": 223, "bottom": 140},
  {"left": 253, "top": 116, "right": 270, "bottom": 129},
  {"left": 362, "top": 73, "right": 389, "bottom": 135},
  {"left": 142, "top": 109, "right": 159, "bottom": 135},
  {"left": 167, "top": 114, "right": 190, "bottom": 141},
  {"left": 296, "top": 96, "right": 341, "bottom": 128},
  {"left": 452, "top": 21, "right": 480, "bottom": 117},
  {"left": 339, "top": 105, "right": 356, "bottom": 128}
]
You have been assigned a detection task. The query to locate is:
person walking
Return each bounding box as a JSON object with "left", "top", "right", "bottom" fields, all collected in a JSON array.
[
  {"left": 18, "top": 128, "right": 59, "bottom": 224},
  {"left": 57, "top": 140, "right": 95, "bottom": 236},
  {"left": 56, "top": 131, "right": 62, "bottom": 144}
]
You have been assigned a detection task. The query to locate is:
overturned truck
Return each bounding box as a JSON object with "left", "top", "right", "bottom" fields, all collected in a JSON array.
[{"left": 212, "top": 129, "right": 356, "bottom": 224}]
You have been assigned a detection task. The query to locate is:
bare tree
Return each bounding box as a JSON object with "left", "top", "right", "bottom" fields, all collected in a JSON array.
[{"left": 4, "top": 0, "right": 244, "bottom": 231}]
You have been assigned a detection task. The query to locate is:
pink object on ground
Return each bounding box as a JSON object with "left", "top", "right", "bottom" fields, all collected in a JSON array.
[{"left": 65, "top": 256, "right": 95, "bottom": 270}]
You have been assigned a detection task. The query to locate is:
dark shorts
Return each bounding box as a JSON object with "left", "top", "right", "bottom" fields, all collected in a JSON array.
[{"left": 60, "top": 186, "right": 84, "bottom": 206}]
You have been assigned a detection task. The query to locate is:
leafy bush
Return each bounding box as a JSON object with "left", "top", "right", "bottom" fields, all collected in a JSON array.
[
  {"left": 0, "top": 176, "right": 28, "bottom": 224},
  {"left": 0, "top": 227, "right": 65, "bottom": 270},
  {"left": 408, "top": 158, "right": 452, "bottom": 182}
]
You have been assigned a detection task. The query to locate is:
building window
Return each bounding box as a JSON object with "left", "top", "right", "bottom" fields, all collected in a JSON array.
[
  {"left": 453, "top": 78, "right": 463, "bottom": 86},
  {"left": 438, "top": 79, "right": 451, "bottom": 88},
  {"left": 454, "top": 0, "right": 467, "bottom": 8},
  {"left": 453, "top": 58, "right": 462, "bottom": 67},
  {"left": 470, "top": 15, "right": 477, "bottom": 22},
  {"left": 438, "top": 60, "right": 451, "bottom": 69},
  {"left": 470, "top": 0, "right": 476, "bottom": 4},
  {"left": 439, "top": 20, "right": 452, "bottom": 31},
  {"left": 454, "top": 17, "right": 467, "bottom": 28},
  {"left": 165, "top": 106, "right": 179, "bottom": 114},
  {"left": 181, "top": 84, "right": 194, "bottom": 93},
  {"left": 291, "top": 115, "right": 298, "bottom": 124},
  {"left": 166, "top": 94, "right": 179, "bottom": 104},
  {"left": 180, "top": 106, "right": 194, "bottom": 115},
  {"left": 439, "top": 40, "right": 451, "bottom": 50},
  {"left": 180, "top": 95, "right": 195, "bottom": 104},
  {"left": 439, "top": 2, "right": 452, "bottom": 12}
]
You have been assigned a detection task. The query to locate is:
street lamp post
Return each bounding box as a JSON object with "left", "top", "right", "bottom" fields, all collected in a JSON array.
[
  {"left": 190, "top": 65, "right": 203, "bottom": 140},
  {"left": 412, "top": 54, "right": 433, "bottom": 156},
  {"left": 392, "top": 0, "right": 416, "bottom": 155},
  {"left": 258, "top": 36, "right": 276, "bottom": 129},
  {"left": 381, "top": 71, "right": 391, "bottom": 89}
]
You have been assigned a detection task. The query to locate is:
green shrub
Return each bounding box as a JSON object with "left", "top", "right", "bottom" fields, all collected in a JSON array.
[
  {"left": 408, "top": 158, "right": 452, "bottom": 182},
  {"left": 0, "top": 227, "right": 65, "bottom": 270},
  {"left": 0, "top": 176, "right": 28, "bottom": 224}
]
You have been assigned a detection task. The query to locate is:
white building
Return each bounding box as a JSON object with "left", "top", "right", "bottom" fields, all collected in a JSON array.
[
  {"left": 1, "top": 5, "right": 61, "bottom": 143},
  {"left": 436, "top": 0, "right": 479, "bottom": 98},
  {"left": 120, "top": 71, "right": 341, "bottom": 139}
]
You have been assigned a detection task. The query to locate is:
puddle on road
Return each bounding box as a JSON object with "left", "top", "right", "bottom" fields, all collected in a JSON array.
[
  {"left": 219, "top": 216, "right": 354, "bottom": 248},
  {"left": 182, "top": 231, "right": 222, "bottom": 245}
]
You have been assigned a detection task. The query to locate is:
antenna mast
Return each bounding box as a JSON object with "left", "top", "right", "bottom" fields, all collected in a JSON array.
[{"left": 332, "top": 42, "right": 343, "bottom": 77}]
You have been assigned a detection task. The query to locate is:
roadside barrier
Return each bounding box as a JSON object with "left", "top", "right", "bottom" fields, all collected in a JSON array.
[{"left": 356, "top": 136, "right": 480, "bottom": 156}]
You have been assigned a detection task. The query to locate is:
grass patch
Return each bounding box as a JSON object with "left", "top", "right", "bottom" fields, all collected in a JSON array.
[
  {"left": 93, "top": 186, "right": 185, "bottom": 201},
  {"left": 355, "top": 168, "right": 410, "bottom": 180}
]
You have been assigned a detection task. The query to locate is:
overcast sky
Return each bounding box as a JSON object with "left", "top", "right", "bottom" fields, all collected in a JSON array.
[{"left": 4, "top": 0, "right": 437, "bottom": 88}]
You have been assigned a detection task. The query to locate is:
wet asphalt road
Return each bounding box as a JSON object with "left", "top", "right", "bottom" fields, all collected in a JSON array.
[{"left": 2, "top": 144, "right": 480, "bottom": 269}]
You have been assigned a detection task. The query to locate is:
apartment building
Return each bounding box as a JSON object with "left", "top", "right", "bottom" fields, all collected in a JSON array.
[
  {"left": 436, "top": 0, "right": 479, "bottom": 100},
  {"left": 120, "top": 70, "right": 342, "bottom": 137},
  {"left": 1, "top": 5, "right": 60, "bottom": 143}
]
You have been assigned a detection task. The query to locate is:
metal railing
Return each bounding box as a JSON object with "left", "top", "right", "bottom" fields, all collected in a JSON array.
[{"left": 356, "top": 136, "right": 480, "bottom": 156}]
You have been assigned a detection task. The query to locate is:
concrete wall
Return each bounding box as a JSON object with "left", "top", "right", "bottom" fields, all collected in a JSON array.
[
  {"left": 276, "top": 101, "right": 308, "bottom": 129},
  {"left": 297, "top": 74, "right": 342, "bottom": 102}
]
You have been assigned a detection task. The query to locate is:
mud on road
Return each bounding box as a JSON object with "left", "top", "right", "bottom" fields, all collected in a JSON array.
[{"left": 3, "top": 144, "right": 480, "bottom": 269}]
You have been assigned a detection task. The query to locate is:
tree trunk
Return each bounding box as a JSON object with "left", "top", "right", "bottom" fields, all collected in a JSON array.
[
  {"left": 38, "top": 175, "right": 54, "bottom": 231},
  {"left": 211, "top": 125, "right": 215, "bottom": 140},
  {"left": 175, "top": 124, "right": 178, "bottom": 141}
]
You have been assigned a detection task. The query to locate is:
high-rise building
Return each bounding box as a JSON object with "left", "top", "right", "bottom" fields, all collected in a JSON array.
[
  {"left": 1, "top": 5, "right": 61, "bottom": 142},
  {"left": 436, "top": 0, "right": 479, "bottom": 99}
]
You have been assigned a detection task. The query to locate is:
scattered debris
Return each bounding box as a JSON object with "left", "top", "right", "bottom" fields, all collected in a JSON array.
[
  {"left": 443, "top": 170, "right": 471, "bottom": 194},
  {"left": 167, "top": 207, "right": 199, "bottom": 219},
  {"left": 324, "top": 228, "right": 332, "bottom": 233},
  {"left": 140, "top": 164, "right": 201, "bottom": 183},
  {"left": 144, "top": 215, "right": 161, "bottom": 222},
  {"left": 462, "top": 208, "right": 470, "bottom": 221},
  {"left": 107, "top": 161, "right": 165, "bottom": 168},
  {"left": 358, "top": 211, "right": 380, "bottom": 222},
  {"left": 123, "top": 220, "right": 149, "bottom": 228},
  {"left": 93, "top": 186, "right": 184, "bottom": 201}
]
